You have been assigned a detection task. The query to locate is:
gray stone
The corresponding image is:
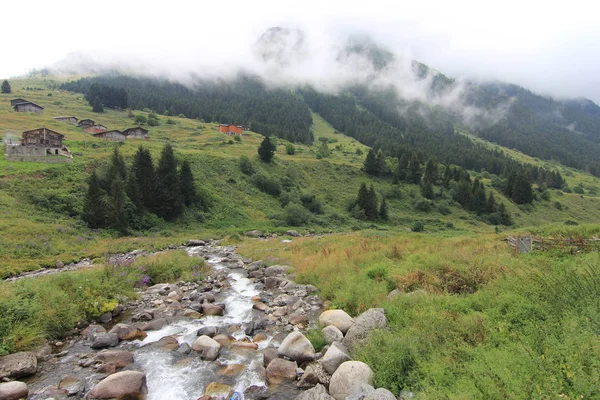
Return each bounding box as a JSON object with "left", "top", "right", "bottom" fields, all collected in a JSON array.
[
  {"left": 364, "top": 388, "right": 398, "bottom": 400},
  {"left": 321, "top": 342, "right": 352, "bottom": 375},
  {"left": 87, "top": 370, "right": 147, "bottom": 399},
  {"left": 0, "top": 352, "right": 37, "bottom": 379},
  {"left": 286, "top": 230, "right": 301, "bottom": 237},
  {"left": 187, "top": 239, "right": 206, "bottom": 246},
  {"left": 278, "top": 331, "right": 316, "bottom": 363},
  {"left": 0, "top": 381, "right": 29, "bottom": 400},
  {"left": 264, "top": 276, "right": 282, "bottom": 289},
  {"left": 329, "top": 361, "right": 374, "bottom": 400},
  {"left": 297, "top": 361, "right": 331, "bottom": 388},
  {"left": 265, "top": 265, "right": 291, "bottom": 277},
  {"left": 266, "top": 358, "right": 298, "bottom": 385},
  {"left": 94, "top": 350, "right": 134, "bottom": 368},
  {"left": 111, "top": 304, "right": 125, "bottom": 317},
  {"left": 244, "top": 384, "right": 270, "bottom": 400},
  {"left": 192, "top": 335, "right": 221, "bottom": 360},
  {"left": 319, "top": 310, "right": 354, "bottom": 334},
  {"left": 91, "top": 333, "right": 119, "bottom": 349},
  {"left": 295, "top": 383, "right": 335, "bottom": 400},
  {"left": 387, "top": 289, "right": 402, "bottom": 301},
  {"left": 109, "top": 323, "right": 147, "bottom": 341},
  {"left": 346, "top": 383, "right": 374, "bottom": 400},
  {"left": 342, "top": 308, "right": 387, "bottom": 352},
  {"left": 263, "top": 347, "right": 279, "bottom": 368},
  {"left": 58, "top": 375, "right": 84, "bottom": 396},
  {"left": 98, "top": 312, "right": 113, "bottom": 324},
  {"left": 137, "top": 318, "right": 167, "bottom": 331},
  {"left": 177, "top": 342, "right": 192, "bottom": 354},
  {"left": 246, "top": 230, "right": 264, "bottom": 238},
  {"left": 322, "top": 325, "right": 344, "bottom": 345},
  {"left": 197, "top": 326, "right": 219, "bottom": 337}
]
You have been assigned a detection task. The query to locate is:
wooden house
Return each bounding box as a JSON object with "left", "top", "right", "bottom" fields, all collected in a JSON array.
[
  {"left": 123, "top": 127, "right": 149, "bottom": 139},
  {"left": 10, "top": 98, "right": 29, "bottom": 106},
  {"left": 22, "top": 127, "right": 64, "bottom": 148},
  {"left": 78, "top": 119, "right": 95, "bottom": 128},
  {"left": 219, "top": 124, "right": 243, "bottom": 135},
  {"left": 13, "top": 101, "right": 44, "bottom": 114},
  {"left": 54, "top": 116, "right": 78, "bottom": 125},
  {"left": 93, "top": 130, "right": 126, "bottom": 141},
  {"left": 5, "top": 128, "right": 72, "bottom": 162},
  {"left": 85, "top": 124, "right": 108, "bottom": 134}
]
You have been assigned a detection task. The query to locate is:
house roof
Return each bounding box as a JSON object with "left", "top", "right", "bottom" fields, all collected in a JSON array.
[
  {"left": 123, "top": 127, "right": 149, "bottom": 134},
  {"left": 79, "top": 119, "right": 95, "bottom": 123},
  {"left": 23, "top": 128, "right": 65, "bottom": 138},
  {"left": 54, "top": 116, "right": 77, "bottom": 120},
  {"left": 93, "top": 130, "right": 123, "bottom": 136},
  {"left": 10, "top": 98, "right": 28, "bottom": 103},
  {"left": 13, "top": 101, "right": 44, "bottom": 109}
]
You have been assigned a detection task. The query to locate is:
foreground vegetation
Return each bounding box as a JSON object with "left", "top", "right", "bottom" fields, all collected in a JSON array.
[
  {"left": 0, "top": 250, "right": 207, "bottom": 355},
  {"left": 237, "top": 228, "right": 600, "bottom": 399}
]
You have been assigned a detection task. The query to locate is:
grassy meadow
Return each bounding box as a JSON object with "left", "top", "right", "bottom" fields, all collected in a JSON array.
[{"left": 237, "top": 229, "right": 600, "bottom": 399}]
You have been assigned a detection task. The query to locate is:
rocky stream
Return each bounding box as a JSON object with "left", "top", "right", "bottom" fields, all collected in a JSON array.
[{"left": 0, "top": 241, "right": 400, "bottom": 400}]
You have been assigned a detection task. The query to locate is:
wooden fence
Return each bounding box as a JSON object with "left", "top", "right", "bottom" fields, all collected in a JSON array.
[{"left": 505, "top": 235, "right": 600, "bottom": 253}]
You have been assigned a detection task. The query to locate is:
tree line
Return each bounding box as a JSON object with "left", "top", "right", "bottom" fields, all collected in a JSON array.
[{"left": 83, "top": 144, "right": 199, "bottom": 234}]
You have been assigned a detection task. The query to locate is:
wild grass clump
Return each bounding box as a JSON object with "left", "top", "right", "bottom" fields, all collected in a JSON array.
[
  {"left": 0, "top": 249, "right": 207, "bottom": 355},
  {"left": 305, "top": 328, "right": 327, "bottom": 352}
]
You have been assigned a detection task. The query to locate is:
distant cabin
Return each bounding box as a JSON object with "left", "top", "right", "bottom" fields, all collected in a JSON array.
[
  {"left": 10, "top": 98, "right": 29, "bottom": 106},
  {"left": 219, "top": 124, "right": 243, "bottom": 135},
  {"left": 78, "top": 119, "right": 95, "bottom": 128},
  {"left": 54, "top": 116, "right": 78, "bottom": 125},
  {"left": 93, "top": 130, "right": 126, "bottom": 141},
  {"left": 85, "top": 124, "right": 108, "bottom": 134},
  {"left": 123, "top": 127, "right": 149, "bottom": 139},
  {"left": 13, "top": 101, "right": 44, "bottom": 114}
]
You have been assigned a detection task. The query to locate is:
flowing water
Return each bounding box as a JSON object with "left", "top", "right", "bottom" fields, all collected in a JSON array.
[{"left": 133, "top": 247, "right": 267, "bottom": 400}]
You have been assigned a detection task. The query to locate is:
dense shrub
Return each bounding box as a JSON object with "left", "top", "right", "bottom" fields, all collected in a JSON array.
[
  {"left": 252, "top": 173, "right": 281, "bottom": 196},
  {"left": 283, "top": 202, "right": 310, "bottom": 226}
]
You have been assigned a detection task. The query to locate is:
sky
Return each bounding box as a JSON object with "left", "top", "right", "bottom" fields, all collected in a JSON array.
[{"left": 2, "top": 0, "right": 599, "bottom": 103}]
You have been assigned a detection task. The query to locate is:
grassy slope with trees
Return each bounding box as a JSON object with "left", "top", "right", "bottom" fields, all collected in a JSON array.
[{"left": 1, "top": 75, "right": 600, "bottom": 397}]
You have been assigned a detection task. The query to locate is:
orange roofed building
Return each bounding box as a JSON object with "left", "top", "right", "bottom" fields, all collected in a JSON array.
[{"left": 219, "top": 124, "right": 243, "bottom": 135}]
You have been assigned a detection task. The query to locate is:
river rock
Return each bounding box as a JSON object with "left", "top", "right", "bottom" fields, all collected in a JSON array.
[
  {"left": 289, "top": 313, "right": 309, "bottom": 325},
  {"left": 109, "top": 323, "right": 147, "bottom": 341},
  {"left": 154, "top": 335, "right": 179, "bottom": 351},
  {"left": 321, "top": 342, "right": 352, "bottom": 375},
  {"left": 218, "top": 364, "right": 246, "bottom": 376},
  {"left": 204, "top": 382, "right": 234, "bottom": 399},
  {"left": 183, "top": 309, "right": 202, "bottom": 319},
  {"left": 0, "top": 381, "right": 29, "bottom": 400},
  {"left": 231, "top": 341, "right": 259, "bottom": 351},
  {"left": 264, "top": 265, "right": 291, "bottom": 277},
  {"left": 264, "top": 276, "right": 282, "bottom": 289},
  {"left": 253, "top": 302, "right": 269, "bottom": 311},
  {"left": 363, "top": 388, "right": 398, "bottom": 400},
  {"left": 295, "top": 383, "right": 335, "bottom": 400},
  {"left": 132, "top": 311, "right": 154, "bottom": 322},
  {"left": 87, "top": 370, "right": 147, "bottom": 399},
  {"left": 297, "top": 361, "right": 331, "bottom": 388},
  {"left": 273, "top": 306, "right": 288, "bottom": 317},
  {"left": 167, "top": 290, "right": 182, "bottom": 301},
  {"left": 192, "top": 335, "right": 221, "bottom": 359},
  {"left": 266, "top": 358, "right": 298, "bottom": 384},
  {"left": 246, "top": 230, "right": 264, "bottom": 238},
  {"left": 177, "top": 342, "right": 192, "bottom": 354},
  {"left": 322, "top": 326, "right": 344, "bottom": 345},
  {"left": 187, "top": 239, "right": 206, "bottom": 246},
  {"left": 98, "top": 312, "right": 113, "bottom": 324},
  {"left": 94, "top": 350, "right": 134, "bottom": 368},
  {"left": 286, "top": 230, "right": 301, "bottom": 237},
  {"left": 137, "top": 317, "right": 167, "bottom": 331},
  {"left": 58, "top": 375, "right": 84, "bottom": 396},
  {"left": 0, "top": 352, "right": 37, "bottom": 379},
  {"left": 197, "top": 326, "right": 219, "bottom": 337},
  {"left": 319, "top": 310, "right": 354, "bottom": 334},
  {"left": 253, "top": 333, "right": 268, "bottom": 343},
  {"left": 342, "top": 308, "right": 387, "bottom": 352},
  {"left": 33, "top": 343, "right": 53, "bottom": 361},
  {"left": 244, "top": 384, "right": 270, "bottom": 400},
  {"left": 82, "top": 324, "right": 107, "bottom": 339},
  {"left": 203, "top": 304, "right": 225, "bottom": 316},
  {"left": 278, "top": 331, "right": 315, "bottom": 363},
  {"left": 263, "top": 347, "right": 279, "bottom": 368},
  {"left": 91, "top": 333, "right": 119, "bottom": 349},
  {"left": 112, "top": 304, "right": 125, "bottom": 317},
  {"left": 329, "top": 361, "right": 374, "bottom": 400},
  {"left": 213, "top": 334, "right": 235, "bottom": 346}
]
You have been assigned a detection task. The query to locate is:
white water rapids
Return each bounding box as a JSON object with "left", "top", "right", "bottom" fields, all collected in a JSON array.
[{"left": 133, "top": 249, "right": 267, "bottom": 400}]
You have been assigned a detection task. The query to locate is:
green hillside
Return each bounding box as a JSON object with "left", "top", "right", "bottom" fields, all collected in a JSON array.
[{"left": 1, "top": 75, "right": 600, "bottom": 278}]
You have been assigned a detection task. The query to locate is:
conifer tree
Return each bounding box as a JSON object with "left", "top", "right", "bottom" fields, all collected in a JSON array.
[
  {"left": 406, "top": 155, "right": 422, "bottom": 184},
  {"left": 83, "top": 171, "right": 106, "bottom": 229},
  {"left": 486, "top": 191, "right": 497, "bottom": 214},
  {"left": 106, "top": 178, "right": 129, "bottom": 233},
  {"left": 180, "top": 159, "right": 196, "bottom": 207},
  {"left": 376, "top": 149, "right": 387, "bottom": 176},
  {"left": 379, "top": 196, "right": 389, "bottom": 221},
  {"left": 364, "top": 149, "right": 379, "bottom": 176},
  {"left": 258, "top": 136, "right": 276, "bottom": 163},
  {"left": 154, "top": 143, "right": 183, "bottom": 220},
  {"left": 92, "top": 98, "right": 104, "bottom": 113},
  {"left": 511, "top": 172, "right": 533, "bottom": 204},
  {"left": 107, "top": 146, "right": 127, "bottom": 185},
  {"left": 131, "top": 146, "right": 156, "bottom": 211},
  {"left": 395, "top": 153, "right": 409, "bottom": 182},
  {"left": 357, "top": 183, "right": 369, "bottom": 211},
  {"left": 365, "top": 185, "right": 379, "bottom": 220},
  {"left": 442, "top": 165, "right": 452, "bottom": 188},
  {"left": 422, "top": 159, "right": 438, "bottom": 185},
  {"left": 1, "top": 80, "right": 11, "bottom": 94},
  {"left": 421, "top": 181, "right": 434, "bottom": 199},
  {"left": 498, "top": 202, "right": 512, "bottom": 225}
]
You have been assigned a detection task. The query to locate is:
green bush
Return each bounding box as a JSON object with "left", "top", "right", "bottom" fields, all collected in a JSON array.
[
  {"left": 286, "top": 143, "right": 296, "bottom": 155},
  {"left": 239, "top": 156, "right": 255, "bottom": 176},
  {"left": 412, "top": 222, "right": 424, "bottom": 232},
  {"left": 306, "top": 328, "right": 327, "bottom": 352},
  {"left": 252, "top": 173, "right": 281, "bottom": 196},
  {"left": 283, "top": 202, "right": 310, "bottom": 226}
]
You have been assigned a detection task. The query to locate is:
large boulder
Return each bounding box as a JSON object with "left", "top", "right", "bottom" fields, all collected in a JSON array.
[
  {"left": 202, "top": 304, "right": 225, "bottom": 316},
  {"left": 297, "top": 361, "right": 331, "bottom": 388},
  {"left": 0, "top": 381, "right": 29, "bottom": 400},
  {"left": 342, "top": 308, "right": 387, "bottom": 352},
  {"left": 109, "top": 323, "right": 147, "bottom": 341},
  {"left": 246, "top": 230, "right": 264, "bottom": 238},
  {"left": 94, "top": 350, "right": 135, "bottom": 368},
  {"left": 321, "top": 325, "right": 344, "bottom": 345},
  {"left": 153, "top": 336, "right": 179, "bottom": 351},
  {"left": 278, "top": 331, "right": 315, "bottom": 363},
  {"left": 364, "top": 388, "right": 398, "bottom": 400},
  {"left": 87, "top": 370, "right": 147, "bottom": 399},
  {"left": 91, "top": 333, "right": 119, "bottom": 349},
  {"left": 58, "top": 375, "right": 84, "bottom": 396},
  {"left": 319, "top": 310, "right": 354, "bottom": 334},
  {"left": 0, "top": 352, "right": 37, "bottom": 379},
  {"left": 295, "top": 384, "right": 335, "bottom": 400},
  {"left": 328, "top": 361, "right": 374, "bottom": 400},
  {"left": 321, "top": 342, "right": 352, "bottom": 375},
  {"left": 264, "top": 265, "right": 291, "bottom": 277},
  {"left": 197, "top": 326, "right": 219, "bottom": 337},
  {"left": 266, "top": 358, "right": 298, "bottom": 385}
]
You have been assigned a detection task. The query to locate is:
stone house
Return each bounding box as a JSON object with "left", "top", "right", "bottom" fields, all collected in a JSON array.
[
  {"left": 13, "top": 101, "right": 44, "bottom": 114},
  {"left": 93, "top": 130, "right": 127, "bottom": 141},
  {"left": 78, "top": 119, "right": 95, "bottom": 128},
  {"left": 54, "top": 116, "right": 78, "bottom": 125},
  {"left": 123, "top": 127, "right": 149, "bottom": 139}
]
